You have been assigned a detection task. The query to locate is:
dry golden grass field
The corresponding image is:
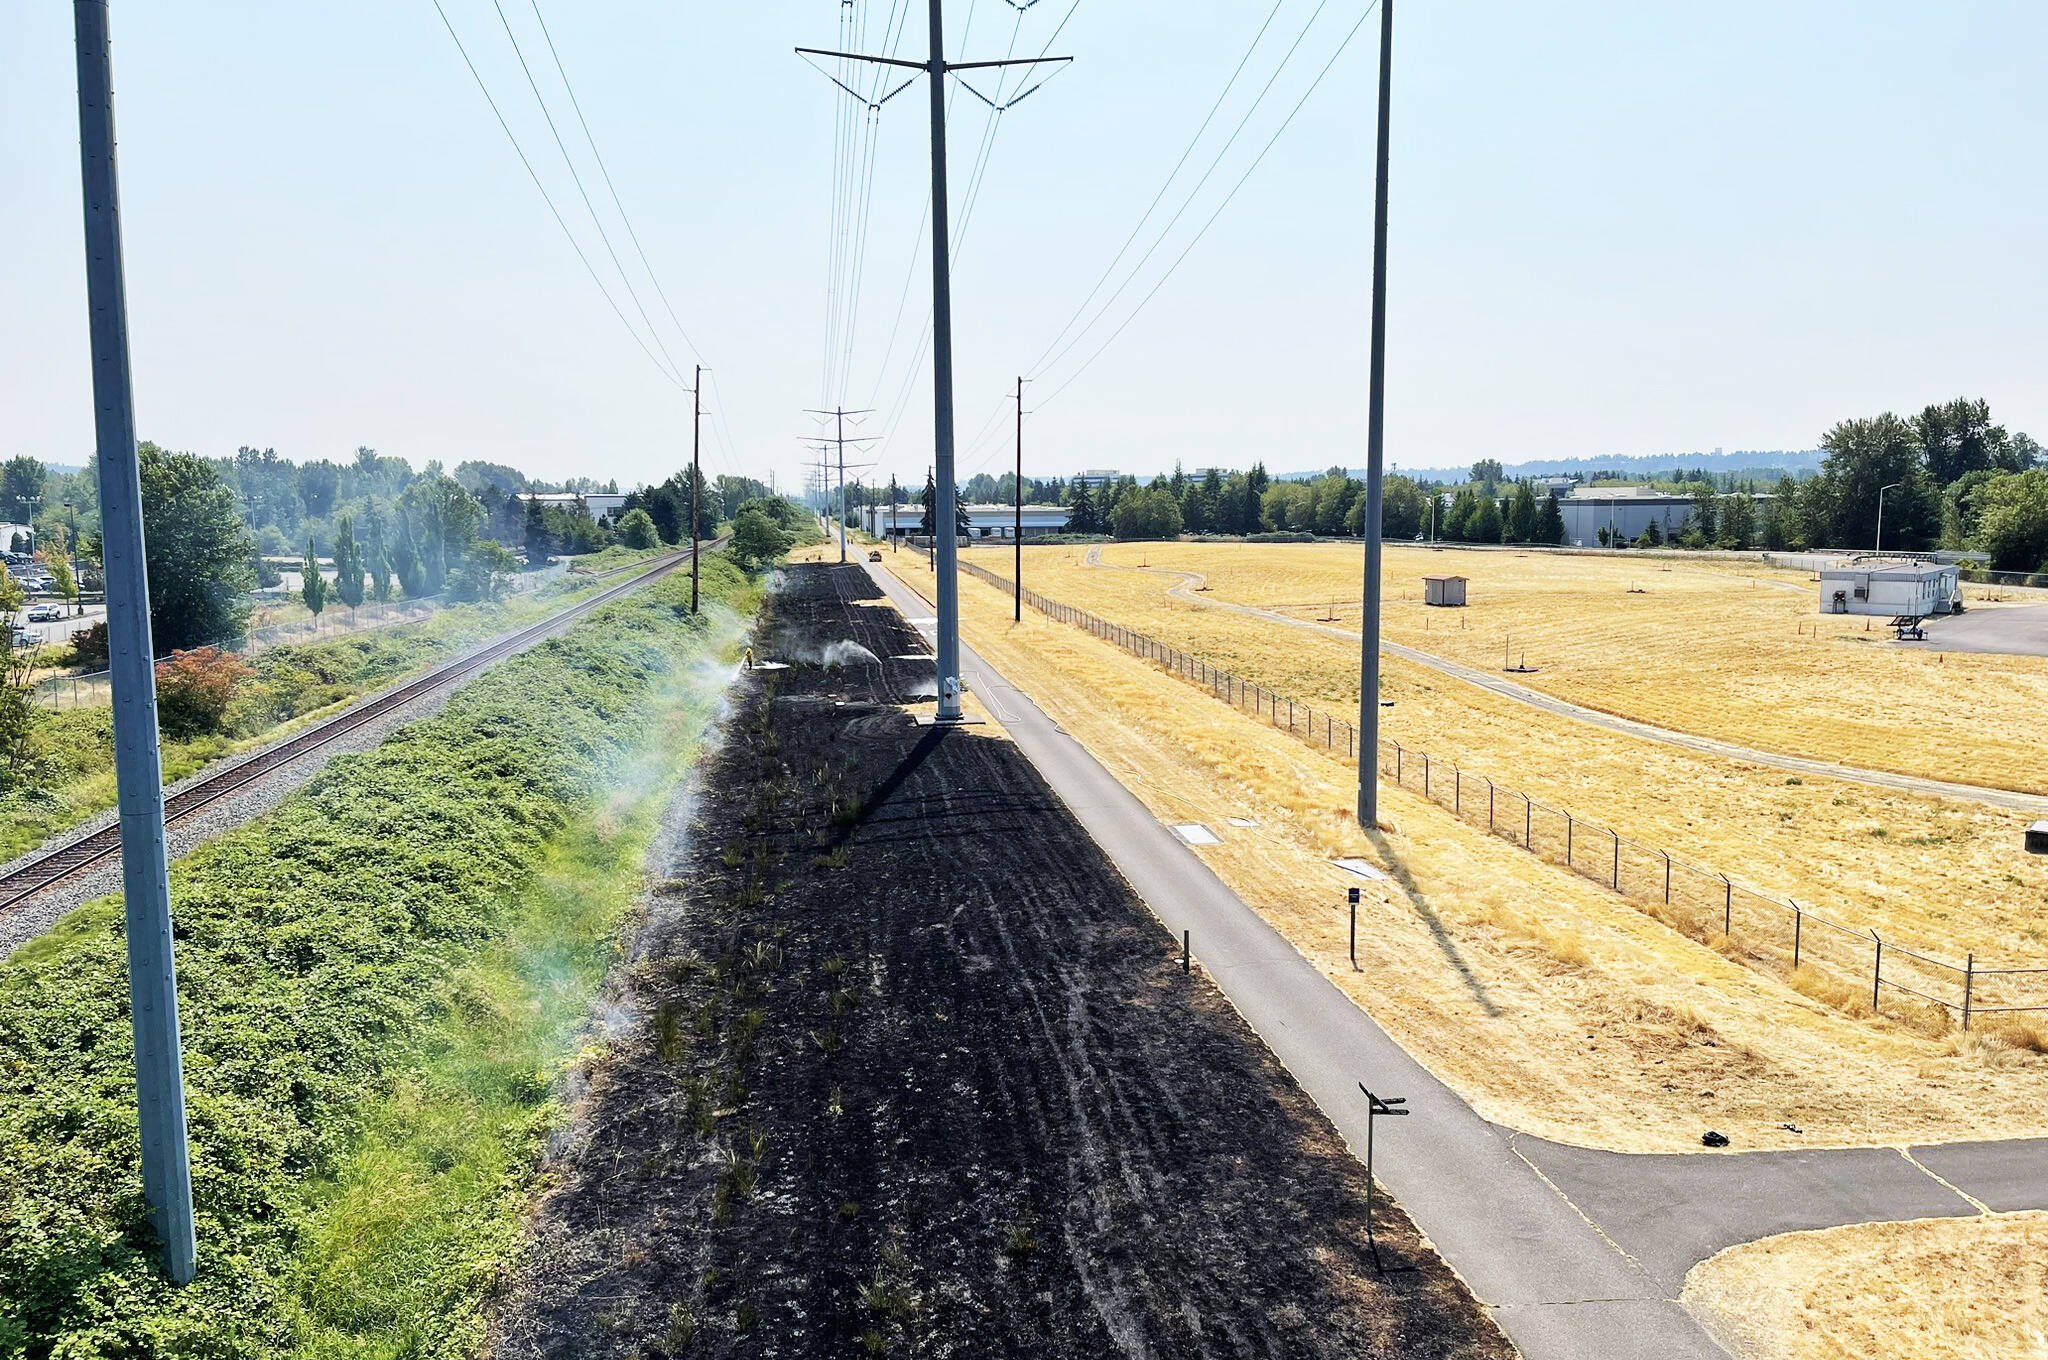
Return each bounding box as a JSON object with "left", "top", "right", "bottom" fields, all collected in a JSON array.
[
  {"left": 961, "top": 545, "right": 2048, "bottom": 973},
  {"left": 1682, "top": 1214, "right": 2048, "bottom": 1360},
  {"left": 997, "top": 541, "right": 2048, "bottom": 796},
  {"left": 879, "top": 553, "right": 2048, "bottom": 1152}
]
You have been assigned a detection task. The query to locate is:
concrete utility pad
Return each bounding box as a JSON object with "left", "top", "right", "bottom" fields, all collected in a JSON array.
[{"left": 1902, "top": 604, "right": 2048, "bottom": 657}]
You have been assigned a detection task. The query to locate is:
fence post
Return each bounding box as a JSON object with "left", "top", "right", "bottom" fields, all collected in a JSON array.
[
  {"left": 1662, "top": 851, "right": 1672, "bottom": 904},
  {"left": 1524, "top": 796, "right": 1532, "bottom": 847},
  {"left": 1423, "top": 754, "right": 1430, "bottom": 799},
  {"left": 1566, "top": 814, "right": 1574, "bottom": 866},
  {"left": 1962, "top": 953, "right": 1975, "bottom": 1032},
  {"left": 1612, "top": 830, "right": 1620, "bottom": 890},
  {"left": 1721, "top": 875, "right": 1732, "bottom": 935},
  {"left": 1395, "top": 745, "right": 1402, "bottom": 784},
  {"left": 1454, "top": 768, "right": 1461, "bottom": 816},
  {"left": 1871, "top": 932, "right": 1883, "bottom": 1014},
  {"left": 1487, "top": 780, "right": 1495, "bottom": 833},
  {"left": 1793, "top": 904, "right": 1803, "bottom": 970}
]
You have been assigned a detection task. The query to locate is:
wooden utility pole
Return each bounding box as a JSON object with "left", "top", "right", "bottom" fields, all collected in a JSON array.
[
  {"left": 1014, "top": 375, "right": 1028, "bottom": 621},
  {"left": 691, "top": 364, "right": 702, "bottom": 613}
]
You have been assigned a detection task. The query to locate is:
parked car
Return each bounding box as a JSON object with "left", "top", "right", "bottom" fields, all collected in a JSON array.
[
  {"left": 26, "top": 605, "right": 62, "bottom": 623},
  {"left": 10, "top": 627, "right": 34, "bottom": 649}
]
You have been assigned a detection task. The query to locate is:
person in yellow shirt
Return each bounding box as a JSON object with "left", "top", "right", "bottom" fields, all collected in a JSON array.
[{"left": 743, "top": 646, "right": 754, "bottom": 671}]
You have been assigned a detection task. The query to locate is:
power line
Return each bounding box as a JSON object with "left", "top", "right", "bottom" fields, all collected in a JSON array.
[
  {"left": 429, "top": 0, "right": 687, "bottom": 392},
  {"left": 526, "top": 0, "right": 708, "bottom": 367},
  {"left": 1034, "top": 0, "right": 1338, "bottom": 383},
  {"left": 487, "top": 0, "right": 692, "bottom": 388},
  {"left": 1038, "top": 0, "right": 1379, "bottom": 411},
  {"left": 1023, "top": 0, "right": 1286, "bottom": 378}
]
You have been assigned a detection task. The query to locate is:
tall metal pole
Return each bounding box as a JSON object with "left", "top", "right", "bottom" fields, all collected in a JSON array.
[
  {"left": 73, "top": 0, "right": 198, "bottom": 1285},
  {"left": 691, "top": 364, "right": 702, "bottom": 613},
  {"left": 1875, "top": 481, "right": 1901, "bottom": 555},
  {"left": 927, "top": 0, "right": 964, "bottom": 722},
  {"left": 1014, "top": 376, "right": 1024, "bottom": 621},
  {"left": 1357, "top": 0, "right": 1393, "bottom": 829},
  {"left": 837, "top": 407, "right": 848, "bottom": 564}
]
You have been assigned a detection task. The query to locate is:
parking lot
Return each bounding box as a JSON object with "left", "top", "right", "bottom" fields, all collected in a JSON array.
[{"left": 1906, "top": 604, "right": 2048, "bottom": 658}]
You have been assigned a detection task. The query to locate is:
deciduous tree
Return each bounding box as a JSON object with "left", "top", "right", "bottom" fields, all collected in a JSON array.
[
  {"left": 332, "top": 514, "right": 364, "bottom": 608},
  {"left": 301, "top": 540, "right": 327, "bottom": 622},
  {"left": 140, "top": 443, "right": 256, "bottom": 649}
]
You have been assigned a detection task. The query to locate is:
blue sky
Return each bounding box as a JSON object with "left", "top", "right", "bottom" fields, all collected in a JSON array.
[{"left": 4, "top": 1, "right": 2043, "bottom": 493}]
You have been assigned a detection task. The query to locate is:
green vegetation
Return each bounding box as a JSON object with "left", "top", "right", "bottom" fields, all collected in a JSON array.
[
  {"left": 566, "top": 543, "right": 680, "bottom": 576},
  {"left": 0, "top": 570, "right": 660, "bottom": 865},
  {"left": 141, "top": 444, "right": 258, "bottom": 650},
  {"left": 0, "top": 557, "right": 758, "bottom": 1356}
]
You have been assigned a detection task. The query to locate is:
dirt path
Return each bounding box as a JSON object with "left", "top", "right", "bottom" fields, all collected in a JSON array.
[
  {"left": 1080, "top": 548, "right": 2048, "bottom": 815},
  {"left": 490, "top": 565, "right": 1508, "bottom": 1360}
]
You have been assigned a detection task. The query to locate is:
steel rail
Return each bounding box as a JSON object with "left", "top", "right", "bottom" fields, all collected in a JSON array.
[{"left": 0, "top": 542, "right": 726, "bottom": 914}]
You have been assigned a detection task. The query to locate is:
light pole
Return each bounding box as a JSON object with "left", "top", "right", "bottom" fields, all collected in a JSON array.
[{"left": 1875, "top": 481, "right": 1903, "bottom": 555}]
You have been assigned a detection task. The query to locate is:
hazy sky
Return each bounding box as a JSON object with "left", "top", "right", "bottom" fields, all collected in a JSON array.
[{"left": 5, "top": 1, "right": 2043, "bottom": 493}]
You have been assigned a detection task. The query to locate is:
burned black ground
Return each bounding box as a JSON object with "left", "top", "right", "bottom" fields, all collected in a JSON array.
[{"left": 491, "top": 564, "right": 1509, "bottom": 1360}]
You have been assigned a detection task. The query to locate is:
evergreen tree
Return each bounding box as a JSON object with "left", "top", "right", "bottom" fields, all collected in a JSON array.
[
  {"left": 332, "top": 514, "right": 365, "bottom": 608},
  {"left": 1470, "top": 495, "right": 1505, "bottom": 544},
  {"left": 1065, "top": 483, "right": 1098, "bottom": 535},
  {"left": 524, "top": 498, "right": 552, "bottom": 567},
  {"left": 1244, "top": 463, "right": 1270, "bottom": 533},
  {"left": 1507, "top": 481, "right": 1539, "bottom": 542},
  {"left": 1536, "top": 492, "right": 1566, "bottom": 545},
  {"left": 920, "top": 473, "right": 938, "bottom": 535}
]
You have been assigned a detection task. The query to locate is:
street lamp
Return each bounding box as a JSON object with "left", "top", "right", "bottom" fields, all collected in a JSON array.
[{"left": 1875, "top": 482, "right": 1904, "bottom": 554}]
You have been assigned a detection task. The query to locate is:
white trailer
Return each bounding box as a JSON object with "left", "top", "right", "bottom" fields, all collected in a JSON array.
[{"left": 1818, "top": 561, "right": 1960, "bottom": 617}]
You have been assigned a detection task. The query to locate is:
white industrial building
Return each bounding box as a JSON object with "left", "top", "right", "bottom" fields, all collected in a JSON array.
[
  {"left": 862, "top": 503, "right": 1071, "bottom": 540},
  {"left": 1557, "top": 487, "right": 1699, "bottom": 547},
  {"left": 1818, "top": 561, "right": 1960, "bottom": 617},
  {"left": 516, "top": 491, "right": 631, "bottom": 524}
]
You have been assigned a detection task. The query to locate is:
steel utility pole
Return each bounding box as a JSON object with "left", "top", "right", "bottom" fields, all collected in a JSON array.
[
  {"left": 802, "top": 407, "right": 876, "bottom": 563},
  {"left": 73, "top": 0, "right": 197, "bottom": 1284},
  {"left": 1014, "top": 375, "right": 1028, "bottom": 622},
  {"left": 691, "top": 364, "right": 703, "bottom": 613},
  {"left": 1357, "top": 0, "right": 1394, "bottom": 830},
  {"left": 798, "top": 5, "right": 1069, "bottom": 722}
]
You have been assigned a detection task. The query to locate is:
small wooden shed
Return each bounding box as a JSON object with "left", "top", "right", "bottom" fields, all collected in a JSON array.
[{"left": 1423, "top": 574, "right": 1468, "bottom": 608}]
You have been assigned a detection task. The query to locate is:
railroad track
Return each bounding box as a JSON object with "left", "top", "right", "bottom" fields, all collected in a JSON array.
[{"left": 0, "top": 542, "right": 726, "bottom": 914}]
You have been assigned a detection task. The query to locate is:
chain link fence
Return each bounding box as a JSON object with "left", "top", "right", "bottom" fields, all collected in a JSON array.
[{"left": 959, "top": 557, "right": 2048, "bottom": 1032}]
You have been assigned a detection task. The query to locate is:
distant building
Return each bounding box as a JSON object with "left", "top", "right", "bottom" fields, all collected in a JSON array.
[
  {"left": 516, "top": 491, "right": 631, "bottom": 524},
  {"left": 862, "top": 503, "right": 1070, "bottom": 540},
  {"left": 1558, "top": 487, "right": 1697, "bottom": 547},
  {"left": 1819, "top": 561, "right": 1960, "bottom": 617},
  {"left": 1070, "top": 469, "right": 1121, "bottom": 494},
  {"left": 1530, "top": 475, "right": 1579, "bottom": 499}
]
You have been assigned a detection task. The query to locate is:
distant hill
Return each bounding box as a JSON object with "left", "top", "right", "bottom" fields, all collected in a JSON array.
[{"left": 1284, "top": 450, "right": 1825, "bottom": 484}]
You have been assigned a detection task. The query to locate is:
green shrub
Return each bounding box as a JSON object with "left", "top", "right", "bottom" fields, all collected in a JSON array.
[{"left": 0, "top": 556, "right": 756, "bottom": 1356}]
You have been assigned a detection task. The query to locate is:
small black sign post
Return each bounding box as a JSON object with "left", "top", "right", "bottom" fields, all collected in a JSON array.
[
  {"left": 1359, "top": 1084, "right": 1415, "bottom": 1275},
  {"left": 1348, "top": 887, "right": 1361, "bottom": 971}
]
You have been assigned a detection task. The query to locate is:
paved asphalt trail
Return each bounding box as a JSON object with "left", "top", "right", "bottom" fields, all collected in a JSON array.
[
  {"left": 1078, "top": 550, "right": 2048, "bottom": 817},
  {"left": 863, "top": 558, "right": 2048, "bottom": 1360}
]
